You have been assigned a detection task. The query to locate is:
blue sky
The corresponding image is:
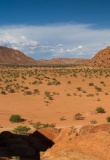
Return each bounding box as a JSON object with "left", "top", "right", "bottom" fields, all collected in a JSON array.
[{"left": 0, "top": 0, "right": 110, "bottom": 59}]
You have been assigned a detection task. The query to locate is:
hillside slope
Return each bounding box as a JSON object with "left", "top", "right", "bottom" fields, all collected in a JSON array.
[
  {"left": 0, "top": 46, "right": 37, "bottom": 65},
  {"left": 85, "top": 46, "right": 110, "bottom": 67}
]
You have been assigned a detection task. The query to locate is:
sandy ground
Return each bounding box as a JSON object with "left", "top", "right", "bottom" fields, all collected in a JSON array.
[{"left": 0, "top": 66, "right": 110, "bottom": 132}]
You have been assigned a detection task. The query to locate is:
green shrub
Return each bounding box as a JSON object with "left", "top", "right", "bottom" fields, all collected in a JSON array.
[
  {"left": 76, "top": 87, "right": 82, "bottom": 91},
  {"left": 95, "top": 86, "right": 102, "bottom": 92},
  {"left": 74, "top": 113, "right": 84, "bottom": 120},
  {"left": 1, "top": 91, "right": 6, "bottom": 95},
  {"left": 96, "top": 107, "right": 106, "bottom": 113},
  {"left": 33, "top": 122, "right": 42, "bottom": 129},
  {"left": 67, "top": 81, "right": 71, "bottom": 84},
  {"left": 90, "top": 120, "right": 97, "bottom": 124},
  {"left": 9, "top": 114, "right": 24, "bottom": 123},
  {"left": 13, "top": 126, "right": 30, "bottom": 135},
  {"left": 34, "top": 89, "right": 40, "bottom": 94},
  {"left": 66, "top": 93, "right": 71, "bottom": 96},
  {"left": 106, "top": 116, "right": 110, "bottom": 123},
  {"left": 24, "top": 86, "right": 29, "bottom": 90},
  {"left": 89, "top": 82, "right": 94, "bottom": 86},
  {"left": 25, "top": 91, "right": 32, "bottom": 95},
  {"left": 9, "top": 89, "right": 15, "bottom": 93},
  {"left": 59, "top": 116, "right": 66, "bottom": 121},
  {"left": 33, "top": 122, "right": 56, "bottom": 129}
]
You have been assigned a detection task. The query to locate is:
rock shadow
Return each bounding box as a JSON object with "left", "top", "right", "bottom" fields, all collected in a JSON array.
[{"left": 0, "top": 130, "right": 55, "bottom": 160}]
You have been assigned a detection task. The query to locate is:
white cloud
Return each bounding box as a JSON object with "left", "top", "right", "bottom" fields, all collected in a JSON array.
[
  {"left": 78, "top": 45, "right": 83, "bottom": 49},
  {"left": 21, "top": 36, "right": 26, "bottom": 40},
  {"left": 0, "top": 23, "right": 110, "bottom": 59},
  {"left": 57, "top": 44, "right": 64, "bottom": 47},
  {"left": 59, "top": 48, "right": 64, "bottom": 53}
]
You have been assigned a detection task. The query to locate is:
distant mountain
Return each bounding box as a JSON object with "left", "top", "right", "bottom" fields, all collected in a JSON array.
[
  {"left": 0, "top": 46, "right": 37, "bottom": 65},
  {"left": 0, "top": 46, "right": 88, "bottom": 66},
  {"left": 36, "top": 58, "right": 88, "bottom": 66},
  {"left": 1, "top": 46, "right": 110, "bottom": 67},
  {"left": 85, "top": 46, "right": 110, "bottom": 67}
]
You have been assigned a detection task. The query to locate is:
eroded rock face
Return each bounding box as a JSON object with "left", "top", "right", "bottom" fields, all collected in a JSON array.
[
  {"left": 79, "top": 124, "right": 110, "bottom": 135},
  {"left": 42, "top": 124, "right": 110, "bottom": 160},
  {"left": 1, "top": 124, "right": 110, "bottom": 160}
]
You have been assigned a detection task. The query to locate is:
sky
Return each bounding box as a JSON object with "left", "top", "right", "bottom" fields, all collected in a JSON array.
[{"left": 0, "top": 0, "right": 110, "bottom": 60}]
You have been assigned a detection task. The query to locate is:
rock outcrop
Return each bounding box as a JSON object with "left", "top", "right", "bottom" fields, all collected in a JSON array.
[{"left": 42, "top": 124, "right": 110, "bottom": 160}]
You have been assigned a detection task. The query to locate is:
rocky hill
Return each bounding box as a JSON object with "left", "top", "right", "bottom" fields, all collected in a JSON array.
[
  {"left": 1, "top": 46, "right": 110, "bottom": 67},
  {"left": 0, "top": 46, "right": 37, "bottom": 65},
  {"left": 85, "top": 46, "right": 110, "bottom": 67}
]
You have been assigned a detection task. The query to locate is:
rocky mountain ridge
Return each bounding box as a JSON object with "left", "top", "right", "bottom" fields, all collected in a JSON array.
[
  {"left": 0, "top": 46, "right": 110, "bottom": 67},
  {"left": 0, "top": 46, "right": 88, "bottom": 66}
]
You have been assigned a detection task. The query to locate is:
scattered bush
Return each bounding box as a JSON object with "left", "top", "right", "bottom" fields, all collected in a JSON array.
[
  {"left": 59, "top": 116, "right": 66, "bottom": 121},
  {"left": 74, "top": 113, "right": 84, "bottom": 120},
  {"left": 90, "top": 120, "right": 97, "bottom": 124},
  {"left": 9, "top": 114, "right": 24, "bottom": 123},
  {"left": 34, "top": 89, "right": 40, "bottom": 94},
  {"left": 33, "top": 122, "right": 56, "bottom": 129},
  {"left": 96, "top": 107, "right": 106, "bottom": 113},
  {"left": 66, "top": 93, "right": 71, "bottom": 96},
  {"left": 76, "top": 87, "right": 82, "bottom": 91},
  {"left": 25, "top": 91, "right": 32, "bottom": 95},
  {"left": 1, "top": 91, "right": 6, "bottom": 95},
  {"left": 13, "top": 126, "right": 30, "bottom": 135},
  {"left": 9, "top": 89, "right": 15, "bottom": 93},
  {"left": 106, "top": 116, "right": 110, "bottom": 123},
  {"left": 95, "top": 86, "right": 102, "bottom": 92},
  {"left": 89, "top": 82, "right": 94, "bottom": 86},
  {"left": 24, "top": 86, "right": 29, "bottom": 90}
]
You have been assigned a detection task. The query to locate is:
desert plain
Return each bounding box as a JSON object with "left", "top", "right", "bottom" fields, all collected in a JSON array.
[
  {"left": 0, "top": 65, "right": 110, "bottom": 131},
  {"left": 0, "top": 65, "right": 110, "bottom": 160}
]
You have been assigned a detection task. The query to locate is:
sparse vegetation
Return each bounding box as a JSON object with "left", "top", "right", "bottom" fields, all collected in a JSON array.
[
  {"left": 9, "top": 114, "right": 24, "bottom": 123},
  {"left": 0, "top": 64, "right": 110, "bottom": 129},
  {"left": 74, "top": 113, "right": 84, "bottom": 120},
  {"left": 25, "top": 91, "right": 32, "bottom": 95},
  {"left": 96, "top": 107, "right": 106, "bottom": 113},
  {"left": 95, "top": 86, "right": 102, "bottom": 92},
  {"left": 1, "top": 90, "right": 6, "bottom": 95},
  {"left": 90, "top": 120, "right": 97, "bottom": 124},
  {"left": 89, "top": 82, "right": 94, "bottom": 86},
  {"left": 106, "top": 116, "right": 110, "bottom": 123},
  {"left": 59, "top": 116, "right": 66, "bottom": 121},
  {"left": 33, "top": 122, "right": 56, "bottom": 129},
  {"left": 13, "top": 126, "right": 30, "bottom": 135}
]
